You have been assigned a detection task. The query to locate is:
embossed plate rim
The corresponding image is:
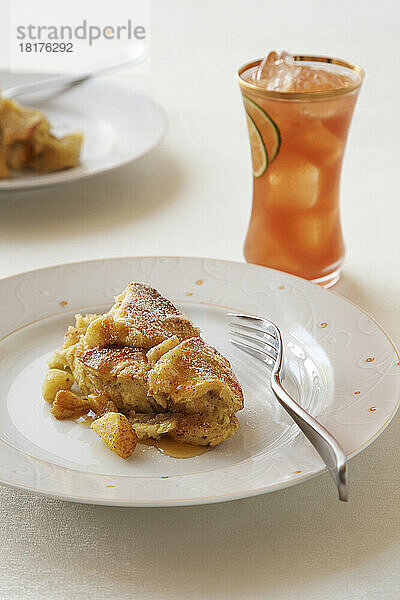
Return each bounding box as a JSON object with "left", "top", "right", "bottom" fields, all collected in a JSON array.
[
  {"left": 0, "top": 256, "right": 399, "bottom": 506},
  {"left": 0, "top": 77, "right": 168, "bottom": 192}
]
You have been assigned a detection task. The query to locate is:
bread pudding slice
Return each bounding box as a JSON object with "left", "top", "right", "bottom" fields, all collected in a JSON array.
[
  {"left": 45, "top": 282, "right": 244, "bottom": 456},
  {"left": 84, "top": 282, "right": 200, "bottom": 349}
]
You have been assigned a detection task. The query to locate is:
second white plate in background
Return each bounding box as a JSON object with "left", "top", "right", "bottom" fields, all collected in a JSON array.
[{"left": 0, "top": 74, "right": 167, "bottom": 191}]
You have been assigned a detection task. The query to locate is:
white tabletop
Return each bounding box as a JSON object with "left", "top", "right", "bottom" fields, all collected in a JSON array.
[{"left": 0, "top": 1, "right": 399, "bottom": 598}]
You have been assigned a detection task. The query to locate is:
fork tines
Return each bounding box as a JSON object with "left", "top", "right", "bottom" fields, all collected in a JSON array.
[{"left": 228, "top": 312, "right": 280, "bottom": 365}]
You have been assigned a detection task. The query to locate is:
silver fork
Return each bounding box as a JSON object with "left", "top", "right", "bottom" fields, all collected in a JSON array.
[{"left": 228, "top": 312, "right": 348, "bottom": 502}]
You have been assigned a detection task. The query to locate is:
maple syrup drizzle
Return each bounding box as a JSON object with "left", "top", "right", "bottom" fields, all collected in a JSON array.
[{"left": 140, "top": 437, "right": 208, "bottom": 458}]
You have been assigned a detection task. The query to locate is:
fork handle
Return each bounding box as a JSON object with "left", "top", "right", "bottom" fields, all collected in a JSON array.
[{"left": 271, "top": 373, "right": 348, "bottom": 501}]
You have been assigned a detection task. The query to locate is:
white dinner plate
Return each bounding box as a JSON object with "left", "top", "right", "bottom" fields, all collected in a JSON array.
[
  {"left": 0, "top": 73, "right": 167, "bottom": 191},
  {"left": 0, "top": 256, "right": 399, "bottom": 506}
]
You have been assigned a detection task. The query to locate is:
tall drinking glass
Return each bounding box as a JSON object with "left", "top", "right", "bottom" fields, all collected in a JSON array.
[{"left": 238, "top": 55, "right": 364, "bottom": 287}]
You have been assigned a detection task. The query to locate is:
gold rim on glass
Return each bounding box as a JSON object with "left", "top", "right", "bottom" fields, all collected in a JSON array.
[{"left": 238, "top": 55, "right": 364, "bottom": 101}]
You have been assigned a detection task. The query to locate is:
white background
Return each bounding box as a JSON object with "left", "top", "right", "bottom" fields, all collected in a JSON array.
[{"left": 0, "top": 0, "right": 400, "bottom": 598}]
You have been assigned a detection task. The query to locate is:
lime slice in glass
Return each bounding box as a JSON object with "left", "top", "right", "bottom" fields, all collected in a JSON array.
[
  {"left": 246, "top": 113, "right": 268, "bottom": 178},
  {"left": 243, "top": 96, "right": 281, "bottom": 162}
]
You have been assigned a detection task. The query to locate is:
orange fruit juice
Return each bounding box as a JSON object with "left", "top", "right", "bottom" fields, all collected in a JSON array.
[{"left": 239, "top": 54, "right": 363, "bottom": 287}]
